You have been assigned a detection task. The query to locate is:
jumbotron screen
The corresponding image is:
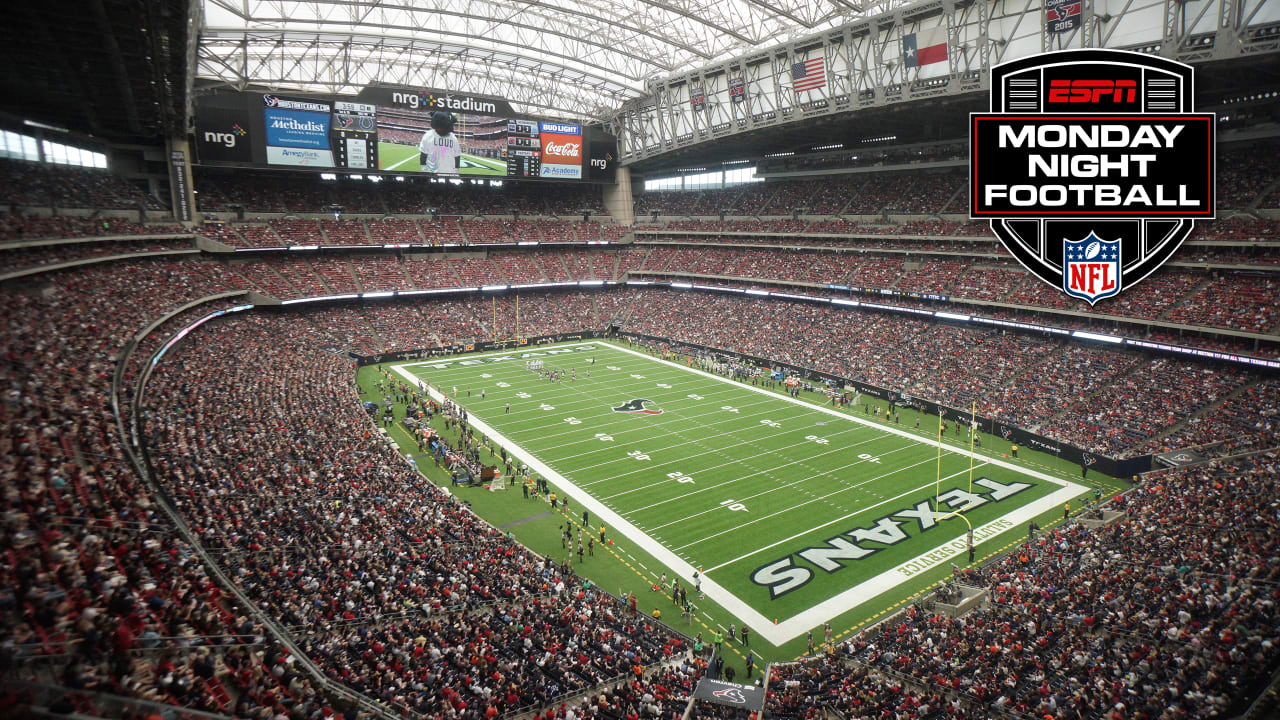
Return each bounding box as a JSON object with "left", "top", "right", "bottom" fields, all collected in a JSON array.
[{"left": 192, "top": 87, "right": 616, "bottom": 183}]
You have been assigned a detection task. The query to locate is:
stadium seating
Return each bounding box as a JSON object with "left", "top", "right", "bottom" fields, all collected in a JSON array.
[
  {"left": 139, "top": 312, "right": 686, "bottom": 715},
  {"left": 849, "top": 450, "right": 1280, "bottom": 719},
  {"left": 4, "top": 153, "right": 1280, "bottom": 720},
  {"left": 0, "top": 159, "right": 165, "bottom": 210}
]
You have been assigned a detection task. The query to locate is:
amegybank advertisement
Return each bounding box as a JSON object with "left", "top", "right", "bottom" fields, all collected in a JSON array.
[{"left": 539, "top": 122, "right": 582, "bottom": 179}]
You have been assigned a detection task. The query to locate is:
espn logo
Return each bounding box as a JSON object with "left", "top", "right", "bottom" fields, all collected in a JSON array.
[{"left": 1047, "top": 79, "right": 1137, "bottom": 105}]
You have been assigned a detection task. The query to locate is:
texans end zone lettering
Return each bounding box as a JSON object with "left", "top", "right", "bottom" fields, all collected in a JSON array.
[{"left": 970, "top": 50, "right": 1215, "bottom": 305}]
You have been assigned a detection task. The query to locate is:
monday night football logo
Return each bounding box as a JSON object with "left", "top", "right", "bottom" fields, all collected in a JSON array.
[{"left": 970, "top": 50, "right": 1215, "bottom": 304}]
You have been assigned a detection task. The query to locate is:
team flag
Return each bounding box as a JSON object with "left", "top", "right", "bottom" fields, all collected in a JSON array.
[
  {"left": 690, "top": 84, "right": 707, "bottom": 112},
  {"left": 903, "top": 27, "right": 949, "bottom": 68},
  {"left": 791, "top": 57, "right": 827, "bottom": 93},
  {"left": 1046, "top": 0, "right": 1082, "bottom": 33},
  {"left": 729, "top": 76, "right": 746, "bottom": 104}
]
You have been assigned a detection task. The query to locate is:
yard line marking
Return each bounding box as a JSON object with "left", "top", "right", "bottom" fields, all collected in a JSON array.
[
  {"left": 608, "top": 431, "right": 901, "bottom": 505},
  {"left": 534, "top": 396, "right": 792, "bottom": 450},
  {"left": 640, "top": 442, "right": 924, "bottom": 527},
  {"left": 383, "top": 152, "right": 419, "bottom": 171},
  {"left": 532, "top": 396, "right": 785, "bottom": 452},
  {"left": 576, "top": 420, "right": 866, "bottom": 479},
  {"left": 702, "top": 463, "right": 988, "bottom": 571}
]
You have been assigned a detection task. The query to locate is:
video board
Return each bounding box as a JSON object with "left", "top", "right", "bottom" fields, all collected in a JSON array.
[{"left": 193, "top": 87, "right": 616, "bottom": 183}]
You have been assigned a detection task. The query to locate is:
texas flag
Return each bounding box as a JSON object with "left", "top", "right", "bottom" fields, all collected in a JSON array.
[{"left": 903, "top": 27, "right": 949, "bottom": 68}]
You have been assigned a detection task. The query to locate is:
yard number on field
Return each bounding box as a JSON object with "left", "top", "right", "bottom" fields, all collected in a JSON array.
[
  {"left": 805, "top": 435, "right": 830, "bottom": 445},
  {"left": 594, "top": 433, "right": 614, "bottom": 441},
  {"left": 858, "top": 453, "right": 881, "bottom": 463},
  {"left": 627, "top": 450, "right": 651, "bottom": 461},
  {"left": 760, "top": 419, "right": 781, "bottom": 428},
  {"left": 687, "top": 394, "right": 704, "bottom": 400},
  {"left": 564, "top": 417, "right": 582, "bottom": 425},
  {"left": 720, "top": 499, "right": 748, "bottom": 512},
  {"left": 666, "top": 471, "right": 695, "bottom": 484}
]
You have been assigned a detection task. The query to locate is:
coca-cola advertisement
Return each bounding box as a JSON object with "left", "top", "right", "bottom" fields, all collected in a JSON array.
[{"left": 538, "top": 121, "right": 583, "bottom": 179}]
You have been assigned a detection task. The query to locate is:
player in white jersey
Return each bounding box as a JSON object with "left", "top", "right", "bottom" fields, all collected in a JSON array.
[{"left": 418, "top": 112, "right": 461, "bottom": 175}]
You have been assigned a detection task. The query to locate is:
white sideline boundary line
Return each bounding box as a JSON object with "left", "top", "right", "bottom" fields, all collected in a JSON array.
[{"left": 391, "top": 340, "right": 1091, "bottom": 645}]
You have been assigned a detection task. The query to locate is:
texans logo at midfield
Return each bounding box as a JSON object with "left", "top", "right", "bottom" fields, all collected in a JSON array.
[
  {"left": 711, "top": 689, "right": 746, "bottom": 704},
  {"left": 612, "top": 399, "right": 663, "bottom": 415}
]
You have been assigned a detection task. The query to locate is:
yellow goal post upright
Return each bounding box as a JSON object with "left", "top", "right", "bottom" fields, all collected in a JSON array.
[
  {"left": 487, "top": 293, "right": 525, "bottom": 345},
  {"left": 933, "top": 401, "right": 977, "bottom": 562}
]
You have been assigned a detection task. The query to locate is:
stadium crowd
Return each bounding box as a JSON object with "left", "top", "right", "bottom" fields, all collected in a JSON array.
[
  {"left": 848, "top": 449, "right": 1280, "bottom": 719},
  {"left": 2, "top": 148, "right": 1280, "bottom": 719},
  {"left": 1, "top": 243, "right": 1278, "bottom": 718},
  {"left": 142, "top": 313, "right": 689, "bottom": 715}
]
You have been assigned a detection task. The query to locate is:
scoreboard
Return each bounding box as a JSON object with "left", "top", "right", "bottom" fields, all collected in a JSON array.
[
  {"left": 331, "top": 102, "right": 378, "bottom": 169},
  {"left": 192, "top": 87, "right": 616, "bottom": 183},
  {"left": 506, "top": 120, "right": 541, "bottom": 178}
]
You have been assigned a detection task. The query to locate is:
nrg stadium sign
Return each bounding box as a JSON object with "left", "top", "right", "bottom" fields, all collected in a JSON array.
[
  {"left": 970, "top": 50, "right": 1215, "bottom": 304},
  {"left": 357, "top": 85, "right": 516, "bottom": 116}
]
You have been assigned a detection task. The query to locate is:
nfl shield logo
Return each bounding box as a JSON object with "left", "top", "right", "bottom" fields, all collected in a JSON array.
[{"left": 1063, "top": 233, "right": 1121, "bottom": 304}]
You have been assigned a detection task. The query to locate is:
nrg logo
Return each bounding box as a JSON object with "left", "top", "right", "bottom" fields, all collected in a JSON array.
[{"left": 203, "top": 124, "right": 247, "bottom": 148}]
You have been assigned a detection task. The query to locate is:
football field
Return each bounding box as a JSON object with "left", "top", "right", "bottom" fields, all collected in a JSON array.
[
  {"left": 377, "top": 141, "right": 507, "bottom": 175},
  {"left": 389, "top": 340, "right": 1091, "bottom": 646}
]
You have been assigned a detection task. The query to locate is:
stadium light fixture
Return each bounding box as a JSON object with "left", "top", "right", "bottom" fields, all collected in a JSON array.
[
  {"left": 361, "top": 291, "right": 395, "bottom": 299},
  {"left": 671, "top": 282, "right": 693, "bottom": 289},
  {"left": 1072, "top": 330, "right": 1123, "bottom": 343},
  {"left": 934, "top": 311, "right": 971, "bottom": 322}
]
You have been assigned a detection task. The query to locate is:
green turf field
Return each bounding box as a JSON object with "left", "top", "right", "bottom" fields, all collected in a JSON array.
[
  {"left": 378, "top": 141, "right": 507, "bottom": 175},
  {"left": 381, "top": 339, "right": 1098, "bottom": 649}
]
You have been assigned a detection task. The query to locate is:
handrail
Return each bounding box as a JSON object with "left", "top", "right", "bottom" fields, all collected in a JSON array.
[
  {"left": 0, "top": 249, "right": 201, "bottom": 282},
  {"left": 2, "top": 679, "right": 236, "bottom": 720}
]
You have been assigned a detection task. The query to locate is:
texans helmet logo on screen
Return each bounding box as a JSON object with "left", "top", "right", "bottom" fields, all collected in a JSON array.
[
  {"left": 970, "top": 50, "right": 1215, "bottom": 305},
  {"left": 711, "top": 689, "right": 746, "bottom": 704},
  {"left": 613, "top": 399, "right": 663, "bottom": 415}
]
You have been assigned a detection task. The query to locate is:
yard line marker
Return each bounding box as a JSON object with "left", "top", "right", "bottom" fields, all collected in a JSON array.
[
  {"left": 648, "top": 446, "right": 929, "bottom": 532},
  {"left": 700, "top": 462, "right": 987, "bottom": 566},
  {"left": 615, "top": 433, "right": 908, "bottom": 509}
]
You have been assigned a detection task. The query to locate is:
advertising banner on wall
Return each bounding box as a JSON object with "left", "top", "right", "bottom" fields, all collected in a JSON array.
[
  {"left": 539, "top": 122, "right": 583, "bottom": 179},
  {"left": 193, "top": 106, "right": 253, "bottom": 164}
]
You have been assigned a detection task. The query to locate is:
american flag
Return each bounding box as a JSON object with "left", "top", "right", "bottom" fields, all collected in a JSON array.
[{"left": 791, "top": 57, "right": 826, "bottom": 93}]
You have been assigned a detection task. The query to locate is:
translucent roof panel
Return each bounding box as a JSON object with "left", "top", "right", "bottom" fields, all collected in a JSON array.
[{"left": 198, "top": 0, "right": 867, "bottom": 120}]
